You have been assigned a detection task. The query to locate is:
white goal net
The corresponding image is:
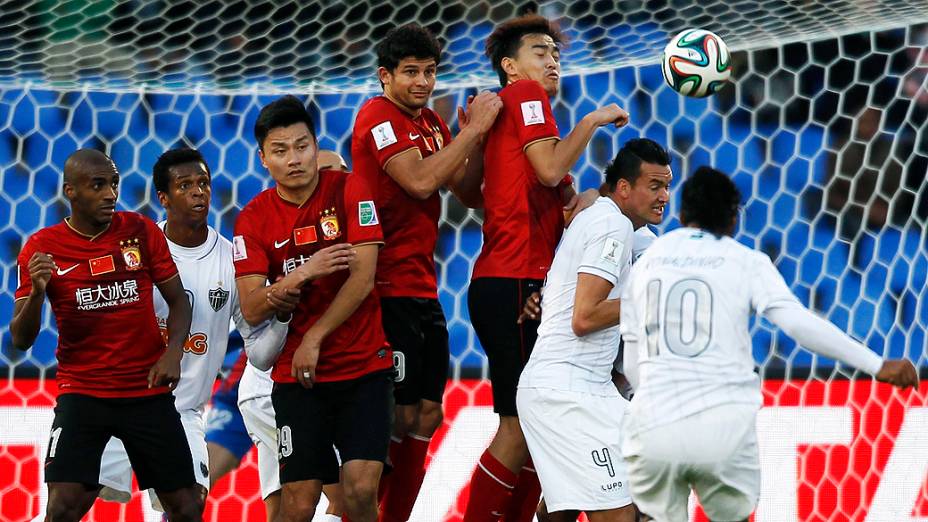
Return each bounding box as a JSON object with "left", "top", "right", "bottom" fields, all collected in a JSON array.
[{"left": 1, "top": 1, "right": 927, "bottom": 521}]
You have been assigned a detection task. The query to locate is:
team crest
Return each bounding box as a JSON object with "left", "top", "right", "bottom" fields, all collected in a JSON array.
[
  {"left": 319, "top": 208, "right": 341, "bottom": 240},
  {"left": 209, "top": 284, "right": 229, "bottom": 312},
  {"left": 120, "top": 239, "right": 143, "bottom": 271}
]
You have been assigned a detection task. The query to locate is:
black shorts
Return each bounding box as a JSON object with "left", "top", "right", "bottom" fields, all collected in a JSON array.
[
  {"left": 271, "top": 370, "right": 393, "bottom": 485},
  {"left": 468, "top": 277, "right": 543, "bottom": 416},
  {"left": 381, "top": 297, "right": 450, "bottom": 405},
  {"left": 45, "top": 393, "right": 194, "bottom": 492}
]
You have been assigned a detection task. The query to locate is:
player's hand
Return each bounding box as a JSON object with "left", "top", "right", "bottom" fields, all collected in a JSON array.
[
  {"left": 148, "top": 349, "right": 182, "bottom": 389},
  {"left": 267, "top": 280, "right": 301, "bottom": 314},
  {"left": 298, "top": 243, "right": 355, "bottom": 282},
  {"left": 564, "top": 188, "right": 600, "bottom": 227},
  {"left": 517, "top": 291, "right": 542, "bottom": 324},
  {"left": 586, "top": 103, "right": 630, "bottom": 128},
  {"left": 292, "top": 334, "right": 322, "bottom": 388},
  {"left": 460, "top": 91, "right": 503, "bottom": 135},
  {"left": 28, "top": 252, "right": 56, "bottom": 295},
  {"left": 457, "top": 94, "right": 476, "bottom": 130},
  {"left": 875, "top": 359, "right": 919, "bottom": 390}
]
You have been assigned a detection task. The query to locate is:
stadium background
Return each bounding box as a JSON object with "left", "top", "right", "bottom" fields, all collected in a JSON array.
[{"left": 1, "top": 1, "right": 927, "bottom": 520}]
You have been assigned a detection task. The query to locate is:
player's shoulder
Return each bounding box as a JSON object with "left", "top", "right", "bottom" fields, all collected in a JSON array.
[
  {"left": 238, "top": 187, "right": 278, "bottom": 217},
  {"left": 586, "top": 197, "right": 633, "bottom": 231},
  {"left": 19, "top": 221, "right": 66, "bottom": 255},
  {"left": 356, "top": 96, "right": 406, "bottom": 127},
  {"left": 501, "top": 79, "right": 547, "bottom": 103}
]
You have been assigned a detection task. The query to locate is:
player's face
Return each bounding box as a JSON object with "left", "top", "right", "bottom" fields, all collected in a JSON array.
[
  {"left": 259, "top": 123, "right": 318, "bottom": 192},
  {"left": 159, "top": 161, "right": 211, "bottom": 225},
  {"left": 507, "top": 33, "right": 560, "bottom": 96},
  {"left": 623, "top": 162, "right": 672, "bottom": 227},
  {"left": 64, "top": 163, "right": 119, "bottom": 227},
  {"left": 381, "top": 57, "right": 437, "bottom": 112}
]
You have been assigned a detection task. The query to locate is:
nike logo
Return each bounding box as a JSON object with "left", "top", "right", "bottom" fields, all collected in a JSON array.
[
  {"left": 56, "top": 265, "right": 79, "bottom": 276},
  {"left": 274, "top": 239, "right": 290, "bottom": 249},
  {"left": 409, "top": 133, "right": 420, "bottom": 140}
]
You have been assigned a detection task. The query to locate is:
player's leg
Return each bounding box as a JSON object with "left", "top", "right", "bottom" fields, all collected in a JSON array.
[
  {"left": 44, "top": 394, "right": 112, "bottom": 521},
  {"left": 689, "top": 405, "right": 760, "bottom": 522},
  {"left": 517, "top": 388, "right": 633, "bottom": 522},
  {"left": 465, "top": 277, "right": 543, "bottom": 521},
  {"left": 240, "top": 395, "right": 283, "bottom": 522},
  {"left": 272, "top": 383, "right": 340, "bottom": 521},
  {"left": 117, "top": 393, "right": 202, "bottom": 521},
  {"left": 205, "top": 391, "right": 253, "bottom": 488},
  {"left": 335, "top": 370, "right": 392, "bottom": 522}
]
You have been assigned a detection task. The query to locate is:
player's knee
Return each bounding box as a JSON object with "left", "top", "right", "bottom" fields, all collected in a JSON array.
[
  {"left": 45, "top": 501, "right": 86, "bottom": 522},
  {"left": 393, "top": 405, "right": 418, "bottom": 437},
  {"left": 342, "top": 474, "right": 379, "bottom": 507},
  {"left": 161, "top": 489, "right": 204, "bottom": 522},
  {"left": 281, "top": 491, "right": 320, "bottom": 521},
  {"left": 416, "top": 401, "right": 443, "bottom": 434}
]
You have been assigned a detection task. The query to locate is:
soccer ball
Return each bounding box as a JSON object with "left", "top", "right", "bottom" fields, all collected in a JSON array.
[{"left": 661, "top": 29, "right": 733, "bottom": 97}]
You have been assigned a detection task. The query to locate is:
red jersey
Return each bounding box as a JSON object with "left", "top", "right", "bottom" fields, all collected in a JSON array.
[
  {"left": 233, "top": 170, "right": 391, "bottom": 383},
  {"left": 472, "top": 79, "right": 574, "bottom": 281},
  {"left": 351, "top": 96, "right": 452, "bottom": 298},
  {"left": 15, "top": 212, "right": 179, "bottom": 398}
]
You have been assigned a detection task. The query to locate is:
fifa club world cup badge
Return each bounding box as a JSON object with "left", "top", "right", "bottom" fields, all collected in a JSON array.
[
  {"left": 319, "top": 207, "right": 341, "bottom": 240},
  {"left": 120, "top": 238, "right": 143, "bottom": 271}
]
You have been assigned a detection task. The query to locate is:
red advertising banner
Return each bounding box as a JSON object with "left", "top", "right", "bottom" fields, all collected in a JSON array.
[{"left": 1, "top": 379, "right": 925, "bottom": 521}]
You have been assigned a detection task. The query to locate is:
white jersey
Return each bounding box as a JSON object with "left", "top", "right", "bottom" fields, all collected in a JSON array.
[
  {"left": 632, "top": 226, "right": 657, "bottom": 264},
  {"left": 620, "top": 227, "right": 800, "bottom": 432},
  {"left": 154, "top": 223, "right": 241, "bottom": 413},
  {"left": 520, "top": 197, "right": 634, "bottom": 396}
]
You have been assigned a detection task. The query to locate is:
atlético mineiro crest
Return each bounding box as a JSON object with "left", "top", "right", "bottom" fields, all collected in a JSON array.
[
  {"left": 320, "top": 207, "right": 341, "bottom": 240},
  {"left": 209, "top": 283, "right": 229, "bottom": 312},
  {"left": 120, "top": 238, "right": 143, "bottom": 271}
]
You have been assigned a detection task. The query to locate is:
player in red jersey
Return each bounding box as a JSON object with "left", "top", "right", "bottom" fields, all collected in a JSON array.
[
  {"left": 9, "top": 149, "right": 201, "bottom": 521},
  {"left": 351, "top": 23, "right": 502, "bottom": 522},
  {"left": 463, "top": 15, "right": 631, "bottom": 522},
  {"left": 234, "top": 95, "right": 391, "bottom": 522}
]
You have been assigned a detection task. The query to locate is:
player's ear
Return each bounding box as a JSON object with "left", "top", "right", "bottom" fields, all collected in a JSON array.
[
  {"left": 156, "top": 191, "right": 170, "bottom": 210},
  {"left": 377, "top": 66, "right": 392, "bottom": 86},
  {"left": 62, "top": 182, "right": 75, "bottom": 201},
  {"left": 501, "top": 56, "right": 518, "bottom": 79},
  {"left": 257, "top": 147, "right": 268, "bottom": 170}
]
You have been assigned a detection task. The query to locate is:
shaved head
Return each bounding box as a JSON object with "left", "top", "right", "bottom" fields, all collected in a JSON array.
[
  {"left": 63, "top": 148, "right": 117, "bottom": 185},
  {"left": 318, "top": 150, "right": 348, "bottom": 171}
]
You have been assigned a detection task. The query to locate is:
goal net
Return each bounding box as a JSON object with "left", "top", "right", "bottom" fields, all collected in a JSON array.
[{"left": 1, "top": 1, "right": 927, "bottom": 521}]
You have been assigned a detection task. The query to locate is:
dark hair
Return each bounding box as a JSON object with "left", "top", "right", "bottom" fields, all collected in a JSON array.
[
  {"left": 604, "top": 138, "right": 671, "bottom": 191},
  {"left": 253, "top": 95, "right": 316, "bottom": 151},
  {"left": 376, "top": 24, "right": 442, "bottom": 72},
  {"left": 680, "top": 166, "right": 742, "bottom": 236},
  {"left": 485, "top": 14, "right": 563, "bottom": 87},
  {"left": 153, "top": 148, "right": 209, "bottom": 193}
]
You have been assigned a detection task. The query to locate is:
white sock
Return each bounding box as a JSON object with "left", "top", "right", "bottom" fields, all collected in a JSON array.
[{"left": 318, "top": 515, "right": 342, "bottom": 522}]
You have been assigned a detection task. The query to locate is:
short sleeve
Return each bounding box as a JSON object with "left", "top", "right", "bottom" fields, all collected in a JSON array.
[
  {"left": 14, "top": 237, "right": 38, "bottom": 299},
  {"left": 749, "top": 253, "right": 800, "bottom": 315},
  {"left": 143, "top": 217, "right": 178, "bottom": 284},
  {"left": 508, "top": 80, "right": 559, "bottom": 149},
  {"left": 343, "top": 174, "right": 384, "bottom": 246},
  {"left": 233, "top": 206, "right": 271, "bottom": 279},
  {"left": 577, "top": 216, "right": 632, "bottom": 287},
  {"left": 359, "top": 101, "right": 419, "bottom": 168}
]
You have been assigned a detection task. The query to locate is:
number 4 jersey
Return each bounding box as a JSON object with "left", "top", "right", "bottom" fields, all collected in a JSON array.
[{"left": 620, "top": 227, "right": 801, "bottom": 432}]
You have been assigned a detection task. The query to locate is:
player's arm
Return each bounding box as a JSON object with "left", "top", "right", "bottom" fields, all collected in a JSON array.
[
  {"left": 290, "top": 243, "right": 378, "bottom": 387},
  {"left": 753, "top": 256, "right": 918, "bottom": 389},
  {"left": 764, "top": 303, "right": 918, "bottom": 388},
  {"left": 385, "top": 92, "right": 501, "bottom": 200},
  {"left": 149, "top": 274, "right": 192, "bottom": 388},
  {"left": 237, "top": 243, "right": 356, "bottom": 325},
  {"left": 524, "top": 104, "right": 629, "bottom": 187},
  {"left": 240, "top": 316, "right": 289, "bottom": 371},
  {"left": 448, "top": 141, "right": 485, "bottom": 208},
  {"left": 10, "top": 251, "right": 54, "bottom": 350},
  {"left": 572, "top": 273, "right": 620, "bottom": 336}
]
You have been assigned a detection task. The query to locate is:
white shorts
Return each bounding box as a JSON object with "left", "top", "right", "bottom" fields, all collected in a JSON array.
[
  {"left": 238, "top": 395, "right": 280, "bottom": 499},
  {"left": 99, "top": 409, "right": 209, "bottom": 510},
  {"left": 517, "top": 387, "right": 633, "bottom": 513},
  {"left": 621, "top": 403, "right": 760, "bottom": 522}
]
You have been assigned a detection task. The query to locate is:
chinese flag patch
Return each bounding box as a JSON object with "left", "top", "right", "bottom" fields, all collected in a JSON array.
[
  {"left": 89, "top": 255, "right": 116, "bottom": 276},
  {"left": 294, "top": 226, "right": 318, "bottom": 246}
]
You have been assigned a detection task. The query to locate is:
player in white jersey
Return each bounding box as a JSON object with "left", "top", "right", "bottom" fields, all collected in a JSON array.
[
  {"left": 517, "top": 138, "right": 672, "bottom": 522},
  {"left": 619, "top": 166, "right": 918, "bottom": 522},
  {"left": 97, "top": 148, "right": 352, "bottom": 513}
]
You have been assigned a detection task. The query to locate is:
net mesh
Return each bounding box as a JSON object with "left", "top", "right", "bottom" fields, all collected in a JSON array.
[{"left": 1, "top": 1, "right": 928, "bottom": 520}]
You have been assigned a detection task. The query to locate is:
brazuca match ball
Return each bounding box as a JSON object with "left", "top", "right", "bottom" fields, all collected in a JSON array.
[{"left": 661, "top": 29, "right": 733, "bottom": 97}]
